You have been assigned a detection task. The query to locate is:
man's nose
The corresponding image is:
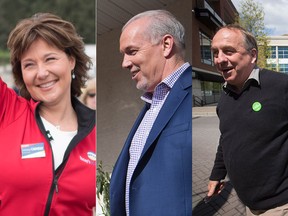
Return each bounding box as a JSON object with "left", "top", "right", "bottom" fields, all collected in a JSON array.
[{"left": 122, "top": 54, "right": 132, "bottom": 69}]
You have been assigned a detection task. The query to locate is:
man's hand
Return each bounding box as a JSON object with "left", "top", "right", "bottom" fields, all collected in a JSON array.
[{"left": 204, "top": 181, "right": 225, "bottom": 203}]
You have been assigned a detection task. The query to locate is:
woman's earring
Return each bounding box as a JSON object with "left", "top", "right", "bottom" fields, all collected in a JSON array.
[{"left": 72, "top": 70, "right": 76, "bottom": 79}]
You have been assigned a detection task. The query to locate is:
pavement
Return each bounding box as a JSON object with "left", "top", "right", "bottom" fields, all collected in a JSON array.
[
  {"left": 193, "top": 105, "right": 218, "bottom": 118},
  {"left": 192, "top": 105, "right": 246, "bottom": 216}
]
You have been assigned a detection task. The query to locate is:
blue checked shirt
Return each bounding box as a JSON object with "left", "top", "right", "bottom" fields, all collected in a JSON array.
[{"left": 125, "top": 62, "right": 190, "bottom": 215}]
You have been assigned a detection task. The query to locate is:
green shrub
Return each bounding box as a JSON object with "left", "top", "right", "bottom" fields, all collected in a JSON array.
[{"left": 97, "top": 161, "right": 111, "bottom": 216}]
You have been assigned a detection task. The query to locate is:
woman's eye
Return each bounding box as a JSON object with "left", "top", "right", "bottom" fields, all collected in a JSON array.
[
  {"left": 23, "top": 63, "right": 33, "bottom": 68},
  {"left": 47, "top": 57, "right": 56, "bottom": 61}
]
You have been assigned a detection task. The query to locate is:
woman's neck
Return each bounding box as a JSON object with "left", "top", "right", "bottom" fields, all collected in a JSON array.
[{"left": 39, "top": 102, "right": 78, "bottom": 131}]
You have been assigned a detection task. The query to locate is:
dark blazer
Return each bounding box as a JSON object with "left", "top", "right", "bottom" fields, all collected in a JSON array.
[{"left": 110, "top": 66, "right": 192, "bottom": 216}]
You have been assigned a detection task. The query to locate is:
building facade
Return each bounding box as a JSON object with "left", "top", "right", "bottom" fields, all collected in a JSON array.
[
  {"left": 192, "top": 0, "right": 238, "bottom": 106},
  {"left": 267, "top": 36, "right": 288, "bottom": 73}
]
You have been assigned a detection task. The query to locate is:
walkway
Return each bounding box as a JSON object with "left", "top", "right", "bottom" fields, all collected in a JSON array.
[{"left": 192, "top": 106, "right": 245, "bottom": 215}]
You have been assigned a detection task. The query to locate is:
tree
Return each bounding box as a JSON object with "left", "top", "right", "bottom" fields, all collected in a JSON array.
[
  {"left": 0, "top": 0, "right": 95, "bottom": 50},
  {"left": 235, "top": 0, "right": 269, "bottom": 68}
]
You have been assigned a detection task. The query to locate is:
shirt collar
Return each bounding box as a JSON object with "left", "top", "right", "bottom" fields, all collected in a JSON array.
[
  {"left": 223, "top": 67, "right": 260, "bottom": 93},
  {"left": 141, "top": 62, "right": 190, "bottom": 103},
  {"left": 246, "top": 67, "right": 260, "bottom": 84}
]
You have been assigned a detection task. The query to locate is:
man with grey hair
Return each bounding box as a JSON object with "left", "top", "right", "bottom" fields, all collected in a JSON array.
[{"left": 110, "top": 9, "right": 192, "bottom": 216}]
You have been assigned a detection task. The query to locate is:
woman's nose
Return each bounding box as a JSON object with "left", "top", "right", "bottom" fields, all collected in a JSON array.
[{"left": 36, "top": 66, "right": 49, "bottom": 79}]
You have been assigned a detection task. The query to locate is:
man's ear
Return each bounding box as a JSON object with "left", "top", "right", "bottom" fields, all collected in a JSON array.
[
  {"left": 162, "top": 34, "right": 174, "bottom": 57},
  {"left": 250, "top": 48, "right": 257, "bottom": 63}
]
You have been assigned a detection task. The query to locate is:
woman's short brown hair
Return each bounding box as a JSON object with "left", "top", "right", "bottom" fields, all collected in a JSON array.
[{"left": 7, "top": 12, "right": 92, "bottom": 99}]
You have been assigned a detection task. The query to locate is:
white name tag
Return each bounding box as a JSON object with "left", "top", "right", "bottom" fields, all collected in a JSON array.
[{"left": 21, "top": 142, "right": 46, "bottom": 159}]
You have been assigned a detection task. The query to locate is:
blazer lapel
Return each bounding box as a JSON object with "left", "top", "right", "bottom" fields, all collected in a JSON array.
[
  {"left": 111, "top": 102, "right": 150, "bottom": 193},
  {"left": 140, "top": 67, "right": 192, "bottom": 157},
  {"left": 115, "top": 102, "right": 150, "bottom": 167}
]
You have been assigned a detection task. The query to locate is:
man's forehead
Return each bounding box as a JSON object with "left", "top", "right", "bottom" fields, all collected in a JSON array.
[
  {"left": 121, "top": 20, "right": 146, "bottom": 41},
  {"left": 123, "top": 17, "right": 150, "bottom": 33},
  {"left": 212, "top": 29, "right": 243, "bottom": 44},
  {"left": 120, "top": 25, "right": 150, "bottom": 48},
  {"left": 214, "top": 28, "right": 242, "bottom": 40}
]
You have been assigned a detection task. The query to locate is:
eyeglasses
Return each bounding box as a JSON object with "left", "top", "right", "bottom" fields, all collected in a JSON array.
[{"left": 87, "top": 93, "right": 96, "bottom": 98}]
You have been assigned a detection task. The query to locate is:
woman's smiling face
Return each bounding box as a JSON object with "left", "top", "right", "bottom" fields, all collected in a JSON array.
[{"left": 21, "top": 38, "right": 75, "bottom": 105}]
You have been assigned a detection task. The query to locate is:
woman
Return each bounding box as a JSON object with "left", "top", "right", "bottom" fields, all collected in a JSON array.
[{"left": 0, "top": 13, "right": 96, "bottom": 215}]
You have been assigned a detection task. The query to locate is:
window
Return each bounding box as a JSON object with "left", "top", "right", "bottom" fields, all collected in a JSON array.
[
  {"left": 279, "top": 64, "right": 288, "bottom": 73},
  {"left": 268, "top": 46, "right": 276, "bottom": 58},
  {"left": 199, "top": 31, "right": 213, "bottom": 66},
  {"left": 278, "top": 46, "right": 288, "bottom": 59}
]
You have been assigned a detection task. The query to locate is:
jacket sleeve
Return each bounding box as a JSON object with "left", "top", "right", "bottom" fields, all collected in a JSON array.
[
  {"left": 0, "top": 78, "right": 27, "bottom": 127},
  {"left": 209, "top": 135, "right": 227, "bottom": 181},
  {"left": 0, "top": 78, "right": 10, "bottom": 122}
]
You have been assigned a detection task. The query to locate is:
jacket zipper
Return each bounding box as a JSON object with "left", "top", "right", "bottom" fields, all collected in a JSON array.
[
  {"left": 35, "top": 99, "right": 94, "bottom": 215},
  {"left": 44, "top": 161, "right": 67, "bottom": 216},
  {"left": 35, "top": 107, "right": 67, "bottom": 216},
  {"left": 54, "top": 178, "right": 59, "bottom": 193}
]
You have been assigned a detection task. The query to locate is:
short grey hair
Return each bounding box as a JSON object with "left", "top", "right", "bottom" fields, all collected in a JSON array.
[{"left": 122, "top": 10, "right": 185, "bottom": 51}]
